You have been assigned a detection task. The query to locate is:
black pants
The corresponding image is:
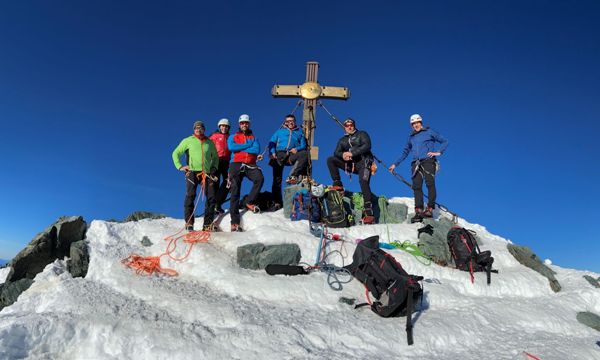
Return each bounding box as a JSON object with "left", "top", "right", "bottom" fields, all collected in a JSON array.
[
  {"left": 184, "top": 171, "right": 217, "bottom": 227},
  {"left": 271, "top": 149, "right": 309, "bottom": 205},
  {"left": 214, "top": 158, "right": 230, "bottom": 210},
  {"left": 229, "top": 162, "right": 264, "bottom": 225},
  {"left": 411, "top": 158, "right": 437, "bottom": 209},
  {"left": 327, "top": 156, "right": 373, "bottom": 208}
]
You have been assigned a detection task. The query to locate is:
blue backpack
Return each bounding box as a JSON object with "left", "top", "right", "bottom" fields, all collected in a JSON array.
[{"left": 290, "top": 189, "right": 321, "bottom": 222}]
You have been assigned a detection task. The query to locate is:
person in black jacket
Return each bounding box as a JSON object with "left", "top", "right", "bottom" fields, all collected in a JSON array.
[{"left": 327, "top": 118, "right": 375, "bottom": 224}]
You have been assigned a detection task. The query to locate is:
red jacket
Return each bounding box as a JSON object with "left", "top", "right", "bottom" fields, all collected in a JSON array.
[
  {"left": 209, "top": 131, "right": 231, "bottom": 160},
  {"left": 228, "top": 131, "right": 259, "bottom": 165}
]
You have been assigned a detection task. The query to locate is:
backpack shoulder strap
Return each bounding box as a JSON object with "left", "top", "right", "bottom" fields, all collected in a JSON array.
[{"left": 406, "top": 286, "right": 415, "bottom": 346}]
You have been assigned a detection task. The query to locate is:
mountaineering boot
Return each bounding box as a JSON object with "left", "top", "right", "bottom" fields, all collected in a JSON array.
[
  {"left": 410, "top": 208, "right": 423, "bottom": 223},
  {"left": 231, "top": 224, "right": 243, "bottom": 232},
  {"left": 362, "top": 202, "right": 376, "bottom": 225},
  {"left": 246, "top": 203, "right": 260, "bottom": 213},
  {"left": 202, "top": 224, "right": 218, "bottom": 232},
  {"left": 422, "top": 206, "right": 434, "bottom": 218},
  {"left": 215, "top": 206, "right": 225, "bottom": 215},
  {"left": 186, "top": 224, "right": 194, "bottom": 232},
  {"left": 285, "top": 176, "right": 298, "bottom": 185},
  {"left": 330, "top": 180, "right": 344, "bottom": 192}
]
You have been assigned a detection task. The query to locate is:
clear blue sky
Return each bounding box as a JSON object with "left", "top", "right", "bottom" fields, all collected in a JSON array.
[{"left": 1, "top": 1, "right": 598, "bottom": 271}]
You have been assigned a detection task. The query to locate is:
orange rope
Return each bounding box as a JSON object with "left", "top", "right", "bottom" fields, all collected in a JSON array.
[
  {"left": 123, "top": 140, "right": 212, "bottom": 276},
  {"left": 121, "top": 255, "right": 179, "bottom": 276},
  {"left": 122, "top": 230, "right": 211, "bottom": 276}
]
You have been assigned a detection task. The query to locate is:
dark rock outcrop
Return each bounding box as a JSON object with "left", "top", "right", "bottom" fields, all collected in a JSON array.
[
  {"left": 237, "top": 243, "right": 265, "bottom": 269},
  {"left": 507, "top": 244, "right": 561, "bottom": 292},
  {"left": 123, "top": 211, "right": 166, "bottom": 222},
  {"left": 0, "top": 278, "right": 34, "bottom": 310},
  {"left": 417, "top": 217, "right": 454, "bottom": 266},
  {"left": 67, "top": 240, "right": 89, "bottom": 278},
  {"left": 576, "top": 312, "right": 600, "bottom": 332},
  {"left": 8, "top": 216, "right": 87, "bottom": 282},
  {"left": 141, "top": 236, "right": 153, "bottom": 247},
  {"left": 1, "top": 216, "right": 87, "bottom": 311},
  {"left": 237, "top": 243, "right": 301, "bottom": 270},
  {"left": 374, "top": 200, "right": 408, "bottom": 224},
  {"left": 583, "top": 275, "right": 600, "bottom": 288}
]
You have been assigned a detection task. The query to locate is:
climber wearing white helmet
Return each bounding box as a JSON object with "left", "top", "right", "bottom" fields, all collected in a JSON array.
[
  {"left": 209, "top": 118, "right": 232, "bottom": 214},
  {"left": 226, "top": 114, "right": 265, "bottom": 232},
  {"left": 388, "top": 114, "right": 449, "bottom": 222}
]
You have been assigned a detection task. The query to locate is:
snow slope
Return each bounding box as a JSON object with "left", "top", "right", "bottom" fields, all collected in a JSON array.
[
  {"left": 1, "top": 197, "right": 599, "bottom": 360},
  {"left": 0, "top": 267, "right": 10, "bottom": 285}
]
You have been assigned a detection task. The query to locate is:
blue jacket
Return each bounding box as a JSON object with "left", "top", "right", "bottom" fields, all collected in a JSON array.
[
  {"left": 267, "top": 126, "right": 307, "bottom": 155},
  {"left": 393, "top": 127, "right": 449, "bottom": 165},
  {"left": 227, "top": 130, "right": 260, "bottom": 164}
]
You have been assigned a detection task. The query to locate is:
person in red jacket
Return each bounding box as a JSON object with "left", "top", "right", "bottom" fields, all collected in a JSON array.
[
  {"left": 226, "top": 114, "right": 264, "bottom": 232},
  {"left": 209, "top": 118, "right": 231, "bottom": 214}
]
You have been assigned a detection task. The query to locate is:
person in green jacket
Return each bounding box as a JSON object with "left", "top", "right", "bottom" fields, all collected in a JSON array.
[{"left": 172, "top": 120, "right": 219, "bottom": 231}]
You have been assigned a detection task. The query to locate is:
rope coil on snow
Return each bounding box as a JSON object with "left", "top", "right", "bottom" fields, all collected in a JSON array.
[
  {"left": 122, "top": 231, "right": 210, "bottom": 276},
  {"left": 122, "top": 160, "right": 211, "bottom": 276}
]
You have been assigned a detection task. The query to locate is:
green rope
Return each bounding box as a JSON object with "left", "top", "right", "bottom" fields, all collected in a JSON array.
[{"left": 389, "top": 240, "right": 432, "bottom": 266}]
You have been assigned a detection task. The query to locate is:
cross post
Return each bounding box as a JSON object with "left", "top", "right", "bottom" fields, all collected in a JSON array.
[{"left": 272, "top": 61, "right": 350, "bottom": 160}]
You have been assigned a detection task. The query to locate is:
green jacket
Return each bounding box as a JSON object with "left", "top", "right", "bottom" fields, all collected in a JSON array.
[{"left": 172, "top": 135, "right": 219, "bottom": 173}]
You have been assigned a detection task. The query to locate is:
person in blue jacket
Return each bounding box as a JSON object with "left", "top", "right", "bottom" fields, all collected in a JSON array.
[
  {"left": 389, "top": 114, "right": 449, "bottom": 221},
  {"left": 267, "top": 114, "right": 309, "bottom": 207}
]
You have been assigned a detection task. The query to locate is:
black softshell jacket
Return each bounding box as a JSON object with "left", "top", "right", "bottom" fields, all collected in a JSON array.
[{"left": 333, "top": 130, "right": 373, "bottom": 162}]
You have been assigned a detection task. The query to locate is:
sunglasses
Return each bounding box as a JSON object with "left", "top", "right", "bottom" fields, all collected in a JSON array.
[{"left": 344, "top": 123, "right": 354, "bottom": 127}]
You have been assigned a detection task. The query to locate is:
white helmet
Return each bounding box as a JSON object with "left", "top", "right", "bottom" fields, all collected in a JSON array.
[
  {"left": 239, "top": 114, "right": 250, "bottom": 123},
  {"left": 218, "top": 118, "right": 230, "bottom": 127},
  {"left": 410, "top": 114, "right": 422, "bottom": 124}
]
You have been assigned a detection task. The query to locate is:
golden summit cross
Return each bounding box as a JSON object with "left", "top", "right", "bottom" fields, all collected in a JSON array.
[{"left": 272, "top": 61, "right": 350, "bottom": 160}]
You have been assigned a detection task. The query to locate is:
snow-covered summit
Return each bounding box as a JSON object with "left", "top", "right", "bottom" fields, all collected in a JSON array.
[{"left": 0, "top": 197, "right": 599, "bottom": 359}]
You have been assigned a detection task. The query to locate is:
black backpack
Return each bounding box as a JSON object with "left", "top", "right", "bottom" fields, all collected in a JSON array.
[
  {"left": 320, "top": 190, "right": 351, "bottom": 228},
  {"left": 345, "top": 236, "right": 423, "bottom": 345},
  {"left": 447, "top": 227, "right": 496, "bottom": 285}
]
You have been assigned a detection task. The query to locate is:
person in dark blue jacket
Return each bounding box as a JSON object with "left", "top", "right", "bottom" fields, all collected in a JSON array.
[
  {"left": 389, "top": 114, "right": 448, "bottom": 221},
  {"left": 267, "top": 114, "right": 309, "bottom": 207}
]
